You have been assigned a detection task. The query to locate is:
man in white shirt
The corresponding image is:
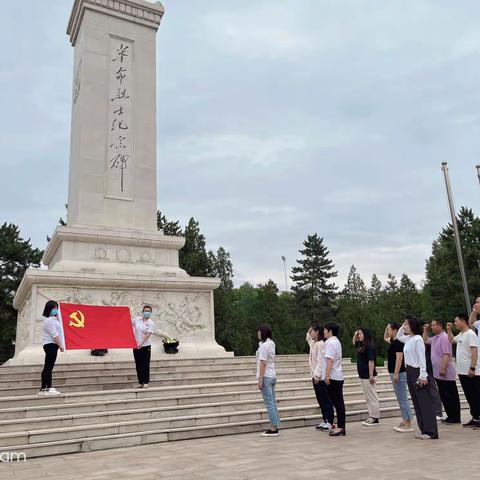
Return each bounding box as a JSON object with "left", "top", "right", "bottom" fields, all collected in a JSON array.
[
  {"left": 323, "top": 322, "right": 346, "bottom": 436},
  {"left": 468, "top": 296, "right": 480, "bottom": 364},
  {"left": 447, "top": 314, "right": 480, "bottom": 428}
]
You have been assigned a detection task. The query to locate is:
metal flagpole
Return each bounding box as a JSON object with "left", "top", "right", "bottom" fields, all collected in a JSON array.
[
  {"left": 441, "top": 162, "right": 471, "bottom": 313},
  {"left": 281, "top": 256, "right": 288, "bottom": 291},
  {"left": 476, "top": 165, "right": 480, "bottom": 186}
]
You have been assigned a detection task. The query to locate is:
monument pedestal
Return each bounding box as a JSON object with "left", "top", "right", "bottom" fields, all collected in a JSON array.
[{"left": 10, "top": 226, "right": 230, "bottom": 365}]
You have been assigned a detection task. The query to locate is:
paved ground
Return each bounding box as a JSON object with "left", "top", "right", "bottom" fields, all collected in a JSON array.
[{"left": 3, "top": 417, "right": 480, "bottom": 480}]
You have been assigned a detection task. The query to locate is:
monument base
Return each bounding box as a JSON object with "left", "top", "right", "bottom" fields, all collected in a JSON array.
[{"left": 10, "top": 226, "right": 232, "bottom": 365}]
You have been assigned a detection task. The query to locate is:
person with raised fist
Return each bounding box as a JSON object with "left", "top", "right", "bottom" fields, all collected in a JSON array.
[
  {"left": 422, "top": 319, "right": 460, "bottom": 424},
  {"left": 447, "top": 314, "right": 480, "bottom": 428}
]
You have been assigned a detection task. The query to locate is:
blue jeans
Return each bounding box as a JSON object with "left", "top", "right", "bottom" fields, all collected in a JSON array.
[
  {"left": 261, "top": 377, "right": 280, "bottom": 428},
  {"left": 390, "top": 372, "right": 412, "bottom": 422}
]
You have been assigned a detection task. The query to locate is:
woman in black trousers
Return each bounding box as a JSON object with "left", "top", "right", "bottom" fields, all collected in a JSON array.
[
  {"left": 39, "top": 300, "right": 64, "bottom": 396},
  {"left": 397, "top": 315, "right": 438, "bottom": 440},
  {"left": 132, "top": 305, "right": 155, "bottom": 388},
  {"left": 323, "top": 322, "right": 346, "bottom": 436}
]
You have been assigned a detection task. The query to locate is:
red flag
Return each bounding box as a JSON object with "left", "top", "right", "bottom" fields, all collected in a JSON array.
[{"left": 59, "top": 303, "right": 137, "bottom": 350}]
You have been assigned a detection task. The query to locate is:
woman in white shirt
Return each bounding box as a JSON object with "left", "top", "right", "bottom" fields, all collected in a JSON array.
[
  {"left": 306, "top": 324, "right": 334, "bottom": 431},
  {"left": 39, "top": 300, "right": 64, "bottom": 396},
  {"left": 132, "top": 305, "right": 155, "bottom": 388},
  {"left": 397, "top": 315, "right": 438, "bottom": 439},
  {"left": 256, "top": 324, "right": 280, "bottom": 437}
]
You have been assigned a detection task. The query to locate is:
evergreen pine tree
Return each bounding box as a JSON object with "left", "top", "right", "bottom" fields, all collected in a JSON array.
[
  {"left": 179, "top": 218, "right": 214, "bottom": 276},
  {"left": 210, "top": 246, "right": 234, "bottom": 290},
  {"left": 368, "top": 274, "right": 382, "bottom": 301},
  {"left": 156, "top": 210, "right": 182, "bottom": 236},
  {"left": 424, "top": 207, "right": 480, "bottom": 320},
  {"left": 0, "top": 223, "right": 43, "bottom": 361},
  {"left": 291, "top": 233, "right": 337, "bottom": 321},
  {"left": 398, "top": 274, "right": 421, "bottom": 317},
  {"left": 343, "top": 265, "right": 367, "bottom": 303},
  {"left": 385, "top": 273, "right": 398, "bottom": 293}
]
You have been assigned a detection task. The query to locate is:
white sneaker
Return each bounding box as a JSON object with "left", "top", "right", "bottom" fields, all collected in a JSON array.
[
  {"left": 44, "top": 389, "right": 61, "bottom": 396},
  {"left": 436, "top": 416, "right": 445, "bottom": 422},
  {"left": 319, "top": 422, "right": 332, "bottom": 432},
  {"left": 415, "top": 433, "right": 434, "bottom": 440},
  {"left": 48, "top": 387, "right": 60, "bottom": 393},
  {"left": 143, "top": 384, "right": 149, "bottom": 388},
  {"left": 315, "top": 421, "right": 326, "bottom": 430},
  {"left": 362, "top": 417, "right": 380, "bottom": 426},
  {"left": 394, "top": 424, "right": 414, "bottom": 433},
  {"left": 38, "top": 390, "right": 46, "bottom": 396}
]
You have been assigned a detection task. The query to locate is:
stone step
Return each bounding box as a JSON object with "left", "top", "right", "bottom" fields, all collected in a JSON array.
[
  {"left": 0, "top": 354, "right": 456, "bottom": 459},
  {"left": 0, "top": 387, "right": 402, "bottom": 432},
  {"left": 0, "top": 356, "right": 356, "bottom": 379},
  {"left": 0, "top": 376, "right": 466, "bottom": 417},
  {"left": 0, "top": 380, "right": 394, "bottom": 419},
  {"left": 0, "top": 396, "right": 405, "bottom": 447},
  {"left": 0, "top": 371, "right": 391, "bottom": 397},
  {"left": 0, "top": 355, "right": 318, "bottom": 373},
  {"left": 0, "top": 405, "right": 404, "bottom": 458},
  {"left": 0, "top": 364, "right": 363, "bottom": 387}
]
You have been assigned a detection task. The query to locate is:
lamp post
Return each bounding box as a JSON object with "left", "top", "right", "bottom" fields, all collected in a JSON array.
[
  {"left": 281, "top": 256, "right": 288, "bottom": 292},
  {"left": 441, "top": 162, "right": 471, "bottom": 313},
  {"left": 476, "top": 165, "right": 480, "bottom": 186}
]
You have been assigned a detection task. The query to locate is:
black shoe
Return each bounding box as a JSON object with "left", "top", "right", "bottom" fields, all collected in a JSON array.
[
  {"left": 329, "top": 429, "right": 346, "bottom": 437},
  {"left": 261, "top": 429, "right": 279, "bottom": 437},
  {"left": 442, "top": 418, "right": 461, "bottom": 425},
  {"left": 463, "top": 419, "right": 480, "bottom": 428}
]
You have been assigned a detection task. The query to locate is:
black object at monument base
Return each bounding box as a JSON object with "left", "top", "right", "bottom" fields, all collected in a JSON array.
[
  {"left": 91, "top": 349, "right": 108, "bottom": 356},
  {"left": 163, "top": 342, "right": 179, "bottom": 354}
]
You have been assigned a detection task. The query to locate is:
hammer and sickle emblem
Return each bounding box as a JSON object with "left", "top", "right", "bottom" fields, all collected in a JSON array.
[{"left": 69, "top": 310, "right": 85, "bottom": 328}]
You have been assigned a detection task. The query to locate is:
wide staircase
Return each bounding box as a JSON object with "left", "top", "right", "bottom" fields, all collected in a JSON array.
[{"left": 0, "top": 356, "right": 467, "bottom": 458}]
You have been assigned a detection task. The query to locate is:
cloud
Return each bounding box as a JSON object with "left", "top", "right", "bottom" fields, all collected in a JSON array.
[{"left": 164, "top": 133, "right": 306, "bottom": 168}]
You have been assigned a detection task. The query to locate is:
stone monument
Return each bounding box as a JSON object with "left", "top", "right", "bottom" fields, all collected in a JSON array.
[{"left": 9, "top": 0, "right": 231, "bottom": 364}]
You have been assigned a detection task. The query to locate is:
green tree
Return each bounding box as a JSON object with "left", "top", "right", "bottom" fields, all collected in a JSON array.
[
  {"left": 336, "top": 266, "right": 369, "bottom": 358},
  {"left": 423, "top": 207, "right": 480, "bottom": 321},
  {"left": 343, "top": 265, "right": 367, "bottom": 303},
  {"left": 210, "top": 246, "right": 234, "bottom": 290},
  {"left": 179, "top": 217, "right": 214, "bottom": 276},
  {"left": 255, "top": 280, "right": 301, "bottom": 354},
  {"left": 385, "top": 273, "right": 398, "bottom": 293},
  {"left": 398, "top": 274, "right": 422, "bottom": 317},
  {"left": 211, "top": 246, "right": 234, "bottom": 350},
  {"left": 156, "top": 210, "right": 182, "bottom": 236},
  {"left": 0, "top": 223, "right": 43, "bottom": 361},
  {"left": 222, "top": 283, "right": 257, "bottom": 355},
  {"left": 368, "top": 274, "right": 382, "bottom": 302},
  {"left": 291, "top": 233, "right": 337, "bottom": 322}
]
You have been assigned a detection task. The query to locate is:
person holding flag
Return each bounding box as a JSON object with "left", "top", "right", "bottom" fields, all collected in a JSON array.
[
  {"left": 132, "top": 305, "right": 155, "bottom": 388},
  {"left": 39, "top": 300, "right": 64, "bottom": 396}
]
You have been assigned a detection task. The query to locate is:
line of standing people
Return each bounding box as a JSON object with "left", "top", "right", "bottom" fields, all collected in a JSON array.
[
  {"left": 256, "top": 322, "right": 346, "bottom": 437},
  {"left": 256, "top": 311, "right": 480, "bottom": 441}
]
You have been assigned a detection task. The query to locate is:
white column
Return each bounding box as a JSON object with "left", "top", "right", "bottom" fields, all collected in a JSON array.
[{"left": 66, "top": 0, "right": 164, "bottom": 231}]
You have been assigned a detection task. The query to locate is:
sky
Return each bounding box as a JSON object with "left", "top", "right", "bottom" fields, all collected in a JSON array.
[{"left": 1, "top": 0, "right": 480, "bottom": 290}]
